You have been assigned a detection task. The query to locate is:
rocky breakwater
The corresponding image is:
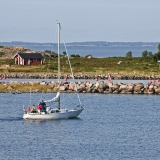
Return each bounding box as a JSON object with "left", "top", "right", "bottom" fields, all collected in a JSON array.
[
  {"left": 1, "top": 80, "right": 160, "bottom": 94},
  {"left": 76, "top": 81, "right": 160, "bottom": 94},
  {"left": 1, "top": 73, "right": 160, "bottom": 80}
]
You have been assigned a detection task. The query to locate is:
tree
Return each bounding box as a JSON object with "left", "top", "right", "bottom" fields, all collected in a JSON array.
[
  {"left": 148, "top": 52, "right": 153, "bottom": 57},
  {"left": 152, "top": 44, "right": 160, "bottom": 62},
  {"left": 126, "top": 51, "right": 132, "bottom": 58},
  {"left": 158, "top": 43, "right": 160, "bottom": 52},
  {"left": 153, "top": 52, "right": 160, "bottom": 62},
  {"left": 142, "top": 50, "right": 148, "bottom": 58},
  {"left": 63, "top": 51, "right": 67, "bottom": 56}
]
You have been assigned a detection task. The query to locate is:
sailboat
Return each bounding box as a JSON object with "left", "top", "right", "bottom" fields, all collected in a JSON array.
[{"left": 23, "top": 23, "right": 83, "bottom": 120}]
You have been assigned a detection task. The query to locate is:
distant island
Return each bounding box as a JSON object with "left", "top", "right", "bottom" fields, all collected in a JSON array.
[{"left": 0, "top": 41, "right": 159, "bottom": 49}]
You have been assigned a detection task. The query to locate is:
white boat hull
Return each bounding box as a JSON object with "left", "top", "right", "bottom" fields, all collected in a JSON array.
[{"left": 23, "top": 108, "right": 83, "bottom": 120}]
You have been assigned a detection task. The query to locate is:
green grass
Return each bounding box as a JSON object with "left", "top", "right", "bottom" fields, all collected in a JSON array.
[{"left": 0, "top": 57, "right": 160, "bottom": 75}]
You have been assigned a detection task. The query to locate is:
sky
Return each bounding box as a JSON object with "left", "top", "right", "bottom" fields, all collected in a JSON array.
[{"left": 0, "top": 0, "right": 160, "bottom": 43}]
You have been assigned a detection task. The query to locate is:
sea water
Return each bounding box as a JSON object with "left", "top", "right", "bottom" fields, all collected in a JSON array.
[
  {"left": 0, "top": 42, "right": 158, "bottom": 58},
  {"left": 20, "top": 45, "right": 158, "bottom": 58},
  {"left": 0, "top": 93, "right": 159, "bottom": 160}
]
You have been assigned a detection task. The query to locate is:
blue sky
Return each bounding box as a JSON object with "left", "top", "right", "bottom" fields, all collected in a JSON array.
[{"left": 0, "top": 0, "right": 160, "bottom": 43}]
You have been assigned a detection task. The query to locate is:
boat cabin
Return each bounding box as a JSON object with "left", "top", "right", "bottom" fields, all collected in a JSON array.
[{"left": 13, "top": 53, "right": 44, "bottom": 65}]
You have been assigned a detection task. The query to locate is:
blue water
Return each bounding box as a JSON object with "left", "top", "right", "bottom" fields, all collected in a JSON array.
[
  {"left": 20, "top": 45, "right": 158, "bottom": 58},
  {"left": 0, "top": 42, "right": 158, "bottom": 58},
  {"left": 0, "top": 93, "right": 160, "bottom": 160}
]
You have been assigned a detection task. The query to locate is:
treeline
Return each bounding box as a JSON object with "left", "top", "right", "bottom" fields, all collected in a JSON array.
[{"left": 126, "top": 44, "right": 160, "bottom": 62}]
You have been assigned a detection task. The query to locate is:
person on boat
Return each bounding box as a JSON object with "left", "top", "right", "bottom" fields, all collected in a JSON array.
[
  {"left": 31, "top": 105, "right": 36, "bottom": 113},
  {"left": 26, "top": 106, "right": 30, "bottom": 113},
  {"left": 40, "top": 100, "right": 46, "bottom": 112},
  {"left": 37, "top": 104, "right": 42, "bottom": 113}
]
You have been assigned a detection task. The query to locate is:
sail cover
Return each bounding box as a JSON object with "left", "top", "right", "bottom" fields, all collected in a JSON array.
[{"left": 44, "top": 92, "right": 60, "bottom": 103}]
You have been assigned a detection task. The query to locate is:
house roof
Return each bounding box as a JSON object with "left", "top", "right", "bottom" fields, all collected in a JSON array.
[{"left": 14, "top": 53, "right": 44, "bottom": 59}]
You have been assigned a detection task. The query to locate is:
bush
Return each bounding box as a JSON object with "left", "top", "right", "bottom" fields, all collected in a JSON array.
[
  {"left": 44, "top": 50, "right": 52, "bottom": 53},
  {"left": 126, "top": 51, "right": 132, "bottom": 58},
  {"left": 142, "top": 50, "right": 153, "bottom": 58},
  {"left": 70, "top": 54, "right": 80, "bottom": 57}
]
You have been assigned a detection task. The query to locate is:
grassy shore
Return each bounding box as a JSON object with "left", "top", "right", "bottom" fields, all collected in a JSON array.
[
  {"left": 0, "top": 82, "right": 57, "bottom": 93},
  {"left": 0, "top": 56, "right": 160, "bottom": 75}
]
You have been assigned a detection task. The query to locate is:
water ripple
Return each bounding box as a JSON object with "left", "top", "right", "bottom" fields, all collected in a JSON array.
[{"left": 0, "top": 93, "right": 160, "bottom": 160}]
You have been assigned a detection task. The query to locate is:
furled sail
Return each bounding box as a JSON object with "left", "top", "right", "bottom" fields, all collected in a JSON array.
[{"left": 44, "top": 92, "right": 60, "bottom": 103}]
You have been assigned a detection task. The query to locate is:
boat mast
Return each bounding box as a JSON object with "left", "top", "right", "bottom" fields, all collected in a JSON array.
[{"left": 57, "top": 22, "right": 60, "bottom": 110}]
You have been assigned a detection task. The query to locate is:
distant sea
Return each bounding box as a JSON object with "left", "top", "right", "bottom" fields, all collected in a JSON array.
[{"left": 0, "top": 41, "right": 159, "bottom": 58}]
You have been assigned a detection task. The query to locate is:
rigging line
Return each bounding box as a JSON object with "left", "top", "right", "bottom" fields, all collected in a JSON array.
[{"left": 61, "top": 30, "right": 82, "bottom": 106}]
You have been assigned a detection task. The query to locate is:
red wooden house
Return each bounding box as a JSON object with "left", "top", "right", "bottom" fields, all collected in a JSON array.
[{"left": 13, "top": 53, "right": 44, "bottom": 65}]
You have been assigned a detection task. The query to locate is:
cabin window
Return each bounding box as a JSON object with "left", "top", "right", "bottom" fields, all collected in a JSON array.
[{"left": 33, "top": 59, "right": 37, "bottom": 61}]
